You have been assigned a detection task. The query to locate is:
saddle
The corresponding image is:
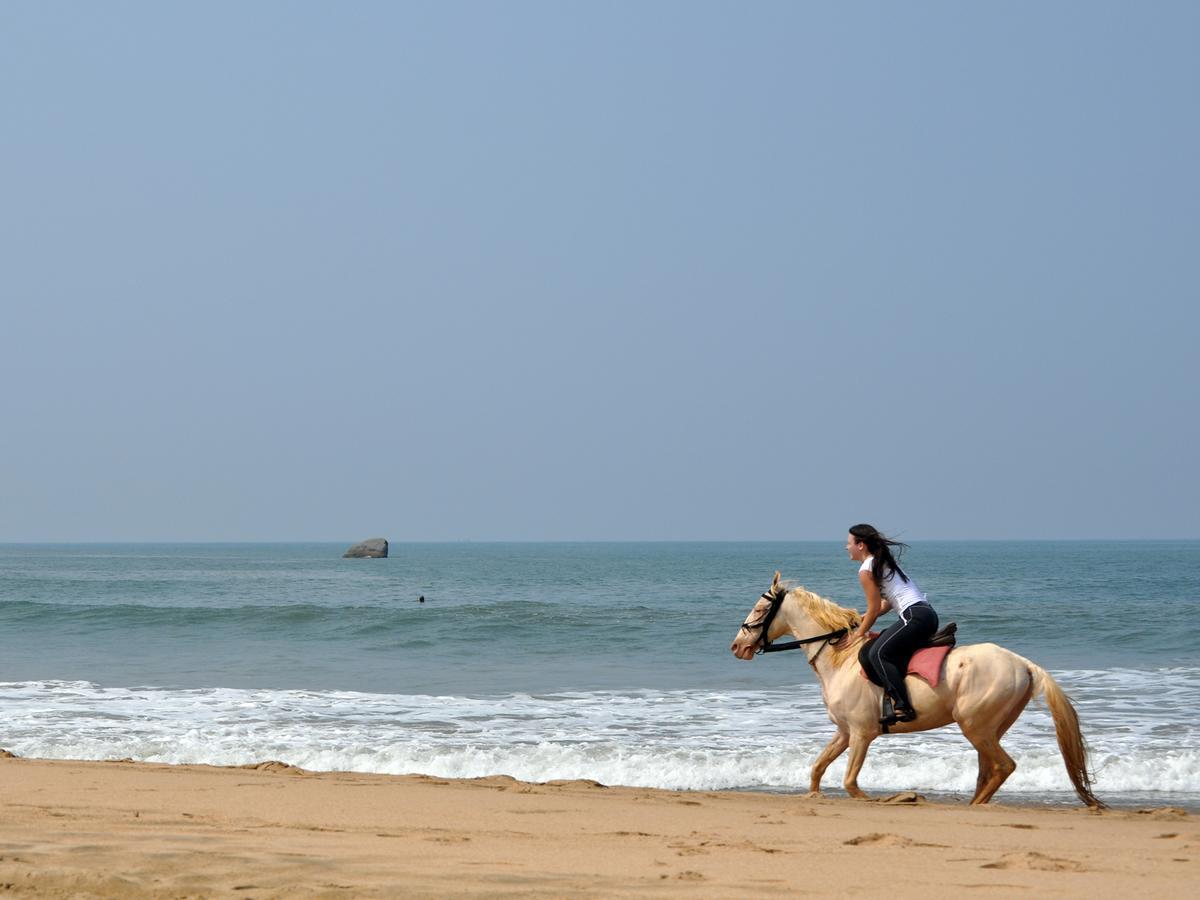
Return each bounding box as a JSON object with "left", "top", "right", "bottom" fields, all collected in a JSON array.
[{"left": 857, "top": 622, "right": 958, "bottom": 689}]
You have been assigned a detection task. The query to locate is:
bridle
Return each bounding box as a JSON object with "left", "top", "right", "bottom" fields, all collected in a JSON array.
[{"left": 740, "top": 589, "right": 849, "bottom": 665}]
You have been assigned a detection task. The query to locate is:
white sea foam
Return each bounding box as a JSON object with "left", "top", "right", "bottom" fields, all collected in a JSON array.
[{"left": 2, "top": 672, "right": 1197, "bottom": 804}]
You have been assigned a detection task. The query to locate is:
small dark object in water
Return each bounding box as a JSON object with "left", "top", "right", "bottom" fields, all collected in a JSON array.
[{"left": 418, "top": 595, "right": 425, "bottom": 603}]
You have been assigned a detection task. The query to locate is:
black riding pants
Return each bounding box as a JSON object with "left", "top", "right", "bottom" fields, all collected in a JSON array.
[{"left": 866, "top": 603, "right": 938, "bottom": 709}]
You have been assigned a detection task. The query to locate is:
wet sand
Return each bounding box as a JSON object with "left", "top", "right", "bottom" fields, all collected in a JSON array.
[{"left": 0, "top": 755, "right": 1196, "bottom": 897}]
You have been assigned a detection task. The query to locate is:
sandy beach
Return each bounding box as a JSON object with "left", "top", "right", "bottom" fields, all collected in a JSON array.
[{"left": 0, "top": 755, "right": 1195, "bottom": 898}]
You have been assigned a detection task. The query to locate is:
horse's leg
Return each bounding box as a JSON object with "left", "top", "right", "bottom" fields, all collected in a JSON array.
[
  {"left": 974, "top": 751, "right": 990, "bottom": 801},
  {"left": 971, "top": 744, "right": 1008, "bottom": 801},
  {"left": 842, "top": 732, "right": 875, "bottom": 800},
  {"left": 962, "top": 729, "right": 1017, "bottom": 804},
  {"left": 960, "top": 676, "right": 1027, "bottom": 801},
  {"left": 995, "top": 680, "right": 1033, "bottom": 741},
  {"left": 808, "top": 730, "right": 850, "bottom": 797},
  {"left": 961, "top": 701, "right": 1022, "bottom": 804}
]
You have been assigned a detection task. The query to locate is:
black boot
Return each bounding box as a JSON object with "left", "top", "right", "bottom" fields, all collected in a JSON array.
[
  {"left": 880, "top": 695, "right": 897, "bottom": 726},
  {"left": 880, "top": 695, "right": 917, "bottom": 727}
]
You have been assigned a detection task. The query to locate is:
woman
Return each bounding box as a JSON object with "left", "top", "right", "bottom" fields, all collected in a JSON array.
[{"left": 845, "top": 524, "right": 938, "bottom": 724}]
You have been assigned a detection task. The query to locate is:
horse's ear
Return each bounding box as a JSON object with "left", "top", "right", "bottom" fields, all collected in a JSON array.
[{"left": 772, "top": 570, "right": 781, "bottom": 590}]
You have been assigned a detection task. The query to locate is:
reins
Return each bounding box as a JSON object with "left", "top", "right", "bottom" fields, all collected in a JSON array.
[{"left": 740, "top": 589, "right": 849, "bottom": 663}]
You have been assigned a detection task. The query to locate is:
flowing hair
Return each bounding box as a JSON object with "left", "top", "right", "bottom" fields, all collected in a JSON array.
[{"left": 849, "top": 524, "right": 910, "bottom": 587}]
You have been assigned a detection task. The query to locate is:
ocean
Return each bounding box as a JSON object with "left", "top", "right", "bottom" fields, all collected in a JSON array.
[{"left": 1, "top": 541, "right": 1196, "bottom": 810}]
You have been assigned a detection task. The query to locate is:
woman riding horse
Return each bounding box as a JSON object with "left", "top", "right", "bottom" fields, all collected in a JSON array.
[
  {"left": 730, "top": 572, "right": 1103, "bottom": 806},
  {"left": 845, "top": 524, "right": 937, "bottom": 726}
]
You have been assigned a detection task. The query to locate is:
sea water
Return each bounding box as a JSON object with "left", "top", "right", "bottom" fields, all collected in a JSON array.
[{"left": 1, "top": 541, "right": 1196, "bottom": 809}]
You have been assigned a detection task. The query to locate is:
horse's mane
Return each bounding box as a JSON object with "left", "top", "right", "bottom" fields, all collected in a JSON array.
[
  {"left": 785, "top": 584, "right": 860, "bottom": 631},
  {"left": 783, "top": 583, "right": 863, "bottom": 666}
]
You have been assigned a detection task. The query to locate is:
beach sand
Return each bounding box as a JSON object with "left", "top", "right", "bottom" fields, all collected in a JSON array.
[{"left": 0, "top": 755, "right": 1196, "bottom": 898}]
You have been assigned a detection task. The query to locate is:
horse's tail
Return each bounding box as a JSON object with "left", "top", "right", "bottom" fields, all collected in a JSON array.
[{"left": 1029, "top": 663, "right": 1105, "bottom": 809}]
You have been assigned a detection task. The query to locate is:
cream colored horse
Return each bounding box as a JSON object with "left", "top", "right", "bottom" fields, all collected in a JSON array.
[{"left": 730, "top": 572, "right": 1102, "bottom": 807}]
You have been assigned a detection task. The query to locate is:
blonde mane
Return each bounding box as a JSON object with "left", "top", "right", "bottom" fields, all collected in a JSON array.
[
  {"left": 784, "top": 584, "right": 860, "bottom": 632},
  {"left": 782, "top": 584, "right": 863, "bottom": 666}
]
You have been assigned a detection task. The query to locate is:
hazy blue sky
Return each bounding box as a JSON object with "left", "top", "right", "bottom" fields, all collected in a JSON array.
[{"left": 3, "top": 2, "right": 1197, "bottom": 541}]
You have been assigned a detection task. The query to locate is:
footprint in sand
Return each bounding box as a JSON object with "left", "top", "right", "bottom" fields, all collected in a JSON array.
[
  {"left": 878, "top": 791, "right": 926, "bottom": 804},
  {"left": 844, "top": 833, "right": 948, "bottom": 848},
  {"left": 544, "top": 779, "right": 607, "bottom": 790},
  {"left": 981, "top": 851, "right": 1084, "bottom": 872},
  {"left": 668, "top": 843, "right": 709, "bottom": 856},
  {"left": 1137, "top": 807, "right": 1189, "bottom": 820},
  {"left": 845, "top": 833, "right": 912, "bottom": 847},
  {"left": 240, "top": 760, "right": 309, "bottom": 774}
]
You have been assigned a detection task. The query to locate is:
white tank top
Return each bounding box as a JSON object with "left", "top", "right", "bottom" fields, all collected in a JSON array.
[{"left": 860, "top": 556, "right": 928, "bottom": 613}]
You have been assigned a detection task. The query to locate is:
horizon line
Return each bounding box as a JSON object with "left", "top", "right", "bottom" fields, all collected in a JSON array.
[{"left": 1, "top": 537, "right": 1196, "bottom": 545}]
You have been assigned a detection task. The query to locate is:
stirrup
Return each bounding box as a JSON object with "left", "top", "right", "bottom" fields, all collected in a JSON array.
[
  {"left": 880, "top": 696, "right": 917, "bottom": 727},
  {"left": 880, "top": 695, "right": 896, "bottom": 726}
]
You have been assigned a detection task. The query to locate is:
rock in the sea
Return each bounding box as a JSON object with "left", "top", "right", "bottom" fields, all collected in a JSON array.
[{"left": 343, "top": 538, "right": 388, "bottom": 559}]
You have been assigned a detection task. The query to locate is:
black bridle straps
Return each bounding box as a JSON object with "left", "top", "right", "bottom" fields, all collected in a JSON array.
[
  {"left": 759, "top": 629, "right": 847, "bottom": 653},
  {"left": 740, "top": 591, "right": 782, "bottom": 645},
  {"left": 742, "top": 590, "right": 848, "bottom": 659}
]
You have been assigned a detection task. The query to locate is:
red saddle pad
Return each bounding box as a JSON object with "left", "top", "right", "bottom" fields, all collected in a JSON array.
[{"left": 859, "top": 634, "right": 953, "bottom": 688}]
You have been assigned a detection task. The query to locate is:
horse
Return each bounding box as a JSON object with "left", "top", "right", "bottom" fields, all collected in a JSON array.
[{"left": 730, "top": 572, "right": 1103, "bottom": 807}]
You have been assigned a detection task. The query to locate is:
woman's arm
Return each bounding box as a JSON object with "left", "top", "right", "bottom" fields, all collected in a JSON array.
[{"left": 850, "top": 570, "right": 885, "bottom": 641}]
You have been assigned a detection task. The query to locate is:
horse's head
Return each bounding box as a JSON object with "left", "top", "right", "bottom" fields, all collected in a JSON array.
[{"left": 730, "top": 570, "right": 789, "bottom": 660}]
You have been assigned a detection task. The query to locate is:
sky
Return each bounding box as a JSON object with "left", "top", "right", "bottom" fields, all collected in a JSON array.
[{"left": 2, "top": 1, "right": 1197, "bottom": 542}]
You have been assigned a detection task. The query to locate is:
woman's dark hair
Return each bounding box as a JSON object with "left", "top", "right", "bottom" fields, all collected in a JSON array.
[{"left": 849, "top": 524, "right": 910, "bottom": 586}]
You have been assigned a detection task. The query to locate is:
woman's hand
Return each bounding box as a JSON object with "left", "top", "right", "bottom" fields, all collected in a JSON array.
[{"left": 836, "top": 627, "right": 867, "bottom": 649}]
